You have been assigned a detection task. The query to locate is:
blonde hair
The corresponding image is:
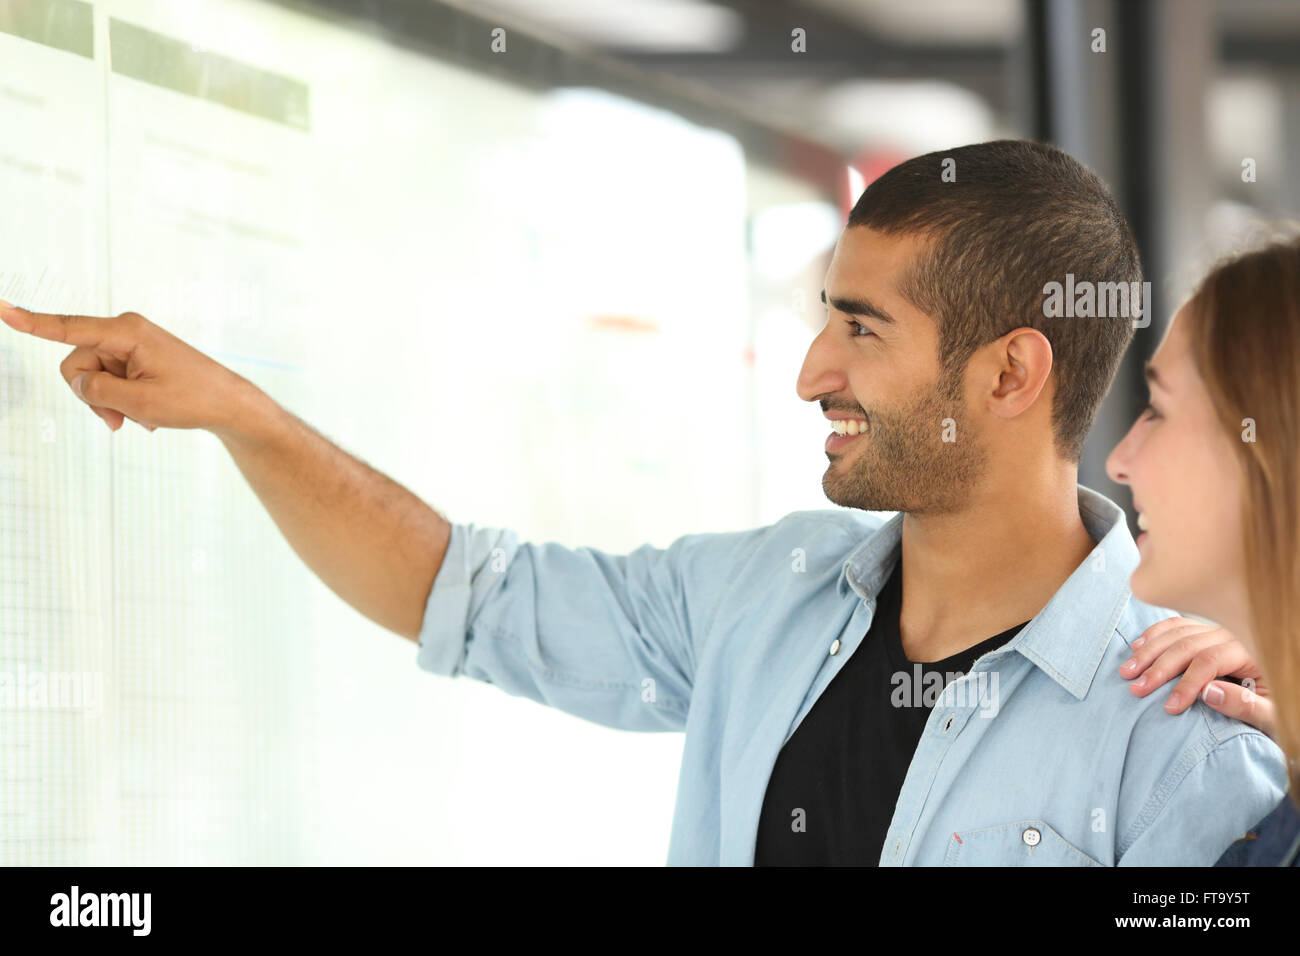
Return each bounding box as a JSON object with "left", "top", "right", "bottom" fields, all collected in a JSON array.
[{"left": 1184, "top": 233, "right": 1300, "bottom": 804}]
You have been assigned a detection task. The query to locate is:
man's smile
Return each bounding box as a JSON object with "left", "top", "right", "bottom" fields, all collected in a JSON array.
[{"left": 825, "top": 414, "right": 868, "bottom": 454}]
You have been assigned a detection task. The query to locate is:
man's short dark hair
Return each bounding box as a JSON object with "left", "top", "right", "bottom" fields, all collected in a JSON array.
[{"left": 846, "top": 139, "right": 1141, "bottom": 461}]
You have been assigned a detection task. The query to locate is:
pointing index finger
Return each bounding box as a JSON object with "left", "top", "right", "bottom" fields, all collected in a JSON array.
[{"left": 0, "top": 302, "right": 130, "bottom": 350}]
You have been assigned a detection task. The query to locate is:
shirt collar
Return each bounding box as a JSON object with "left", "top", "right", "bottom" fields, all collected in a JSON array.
[{"left": 837, "top": 484, "right": 1138, "bottom": 700}]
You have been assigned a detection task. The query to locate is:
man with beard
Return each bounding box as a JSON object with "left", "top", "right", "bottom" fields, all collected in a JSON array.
[{"left": 2, "top": 140, "right": 1285, "bottom": 866}]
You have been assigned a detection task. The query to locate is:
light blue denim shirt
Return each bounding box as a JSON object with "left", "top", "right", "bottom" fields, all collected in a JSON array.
[{"left": 416, "top": 485, "right": 1287, "bottom": 865}]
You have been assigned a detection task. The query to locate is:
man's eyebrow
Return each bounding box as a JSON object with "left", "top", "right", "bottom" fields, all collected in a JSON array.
[
  {"left": 1143, "top": 361, "right": 1167, "bottom": 391},
  {"left": 820, "top": 288, "right": 895, "bottom": 324}
]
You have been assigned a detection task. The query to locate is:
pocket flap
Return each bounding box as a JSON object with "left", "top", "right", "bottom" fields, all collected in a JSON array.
[{"left": 944, "top": 819, "right": 1104, "bottom": 866}]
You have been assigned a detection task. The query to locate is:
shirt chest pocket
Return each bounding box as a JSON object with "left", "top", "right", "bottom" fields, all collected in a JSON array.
[{"left": 944, "top": 819, "right": 1104, "bottom": 866}]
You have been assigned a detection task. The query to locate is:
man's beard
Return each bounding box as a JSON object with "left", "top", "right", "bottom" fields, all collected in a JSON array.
[{"left": 822, "top": 368, "right": 988, "bottom": 515}]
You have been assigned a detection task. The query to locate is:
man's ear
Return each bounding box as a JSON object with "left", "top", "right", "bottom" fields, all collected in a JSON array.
[{"left": 985, "top": 327, "right": 1053, "bottom": 420}]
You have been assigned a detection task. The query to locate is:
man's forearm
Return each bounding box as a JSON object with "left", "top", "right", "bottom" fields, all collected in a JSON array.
[{"left": 211, "top": 379, "right": 451, "bottom": 641}]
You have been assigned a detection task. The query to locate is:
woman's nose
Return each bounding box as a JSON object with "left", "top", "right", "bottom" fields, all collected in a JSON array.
[{"left": 1105, "top": 427, "right": 1134, "bottom": 485}]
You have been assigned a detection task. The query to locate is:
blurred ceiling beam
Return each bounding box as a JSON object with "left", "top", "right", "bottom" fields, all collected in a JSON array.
[{"left": 614, "top": 0, "right": 1010, "bottom": 111}]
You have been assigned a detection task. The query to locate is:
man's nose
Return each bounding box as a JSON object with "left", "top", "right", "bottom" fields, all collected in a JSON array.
[{"left": 795, "top": 336, "right": 843, "bottom": 403}]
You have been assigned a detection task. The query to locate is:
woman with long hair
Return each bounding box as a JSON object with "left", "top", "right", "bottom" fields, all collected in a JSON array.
[{"left": 1107, "top": 233, "right": 1300, "bottom": 866}]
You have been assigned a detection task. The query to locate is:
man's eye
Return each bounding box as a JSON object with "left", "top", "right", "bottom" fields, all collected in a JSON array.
[
  {"left": 1139, "top": 402, "right": 1161, "bottom": 421},
  {"left": 845, "top": 319, "right": 874, "bottom": 338}
]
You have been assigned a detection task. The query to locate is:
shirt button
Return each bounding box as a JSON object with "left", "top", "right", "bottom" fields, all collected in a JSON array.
[
  {"left": 1022, "top": 827, "right": 1041, "bottom": 847},
  {"left": 829, "top": 639, "right": 841, "bottom": 655}
]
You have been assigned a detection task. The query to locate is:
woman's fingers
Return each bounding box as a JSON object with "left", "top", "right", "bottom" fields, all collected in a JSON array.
[
  {"left": 1130, "top": 614, "right": 1211, "bottom": 650},
  {"left": 1120, "top": 617, "right": 1271, "bottom": 720},
  {"left": 1155, "top": 641, "right": 1252, "bottom": 713},
  {"left": 1121, "top": 619, "right": 1224, "bottom": 689},
  {"left": 1201, "top": 679, "right": 1277, "bottom": 739}
]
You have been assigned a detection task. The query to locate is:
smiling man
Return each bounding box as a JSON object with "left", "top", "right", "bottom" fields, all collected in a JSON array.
[
  {"left": 747, "top": 144, "right": 1258, "bottom": 866},
  {"left": 1, "top": 139, "right": 1286, "bottom": 866}
]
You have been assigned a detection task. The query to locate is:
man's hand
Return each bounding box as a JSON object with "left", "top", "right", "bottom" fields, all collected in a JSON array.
[
  {"left": 1, "top": 297, "right": 449, "bottom": 640},
  {"left": 1121, "top": 616, "right": 1276, "bottom": 738},
  {"left": 0, "top": 301, "right": 253, "bottom": 434}
]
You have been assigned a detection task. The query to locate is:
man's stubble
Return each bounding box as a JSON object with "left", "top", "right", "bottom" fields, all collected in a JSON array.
[{"left": 822, "top": 369, "right": 989, "bottom": 515}]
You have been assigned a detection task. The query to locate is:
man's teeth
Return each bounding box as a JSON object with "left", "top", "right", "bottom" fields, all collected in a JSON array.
[
  {"left": 831, "top": 419, "right": 866, "bottom": 436},
  {"left": 1137, "top": 512, "right": 1149, "bottom": 531}
]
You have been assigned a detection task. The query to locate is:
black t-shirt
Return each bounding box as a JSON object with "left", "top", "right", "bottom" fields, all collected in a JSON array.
[{"left": 754, "top": 558, "right": 1028, "bottom": 866}]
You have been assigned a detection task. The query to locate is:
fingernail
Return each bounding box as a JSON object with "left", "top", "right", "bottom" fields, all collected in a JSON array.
[
  {"left": 1121, "top": 657, "right": 1137, "bottom": 673},
  {"left": 1166, "top": 693, "right": 1181, "bottom": 710},
  {"left": 72, "top": 373, "right": 87, "bottom": 399},
  {"left": 1203, "top": 684, "right": 1225, "bottom": 706},
  {"left": 1132, "top": 636, "right": 1145, "bottom": 648},
  {"left": 1133, "top": 676, "right": 1147, "bottom": 689}
]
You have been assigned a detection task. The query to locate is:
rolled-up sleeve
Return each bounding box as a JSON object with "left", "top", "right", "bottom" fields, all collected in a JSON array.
[{"left": 416, "top": 519, "right": 769, "bottom": 732}]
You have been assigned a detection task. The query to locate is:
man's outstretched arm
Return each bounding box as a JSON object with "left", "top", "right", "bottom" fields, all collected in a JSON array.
[{"left": 0, "top": 302, "right": 449, "bottom": 641}]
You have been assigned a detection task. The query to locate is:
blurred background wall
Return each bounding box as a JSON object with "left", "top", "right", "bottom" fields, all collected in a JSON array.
[
  {"left": 445, "top": 0, "right": 1300, "bottom": 513},
  {"left": 0, "top": 0, "right": 1296, "bottom": 864}
]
